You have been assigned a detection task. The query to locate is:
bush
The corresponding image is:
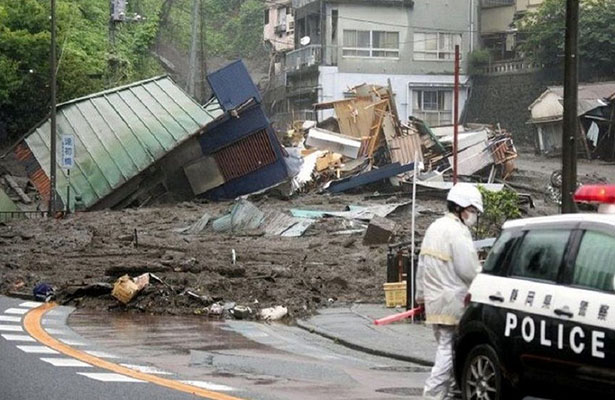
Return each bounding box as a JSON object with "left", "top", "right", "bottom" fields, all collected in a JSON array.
[
  {"left": 467, "top": 49, "right": 491, "bottom": 75},
  {"left": 475, "top": 186, "right": 521, "bottom": 239}
]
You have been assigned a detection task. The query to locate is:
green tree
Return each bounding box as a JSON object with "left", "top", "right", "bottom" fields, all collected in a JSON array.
[{"left": 517, "top": 0, "right": 615, "bottom": 74}]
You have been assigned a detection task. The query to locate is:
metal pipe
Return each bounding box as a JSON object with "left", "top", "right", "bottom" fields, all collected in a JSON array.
[{"left": 453, "top": 45, "right": 460, "bottom": 185}]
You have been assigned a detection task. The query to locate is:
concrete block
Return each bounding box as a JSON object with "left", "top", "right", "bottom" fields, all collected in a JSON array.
[{"left": 363, "top": 216, "right": 396, "bottom": 246}]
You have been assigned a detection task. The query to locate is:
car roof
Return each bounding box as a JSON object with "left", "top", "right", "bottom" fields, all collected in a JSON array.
[{"left": 502, "top": 213, "right": 615, "bottom": 230}]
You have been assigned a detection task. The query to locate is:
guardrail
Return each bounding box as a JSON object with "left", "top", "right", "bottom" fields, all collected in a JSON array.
[{"left": 0, "top": 210, "right": 49, "bottom": 223}]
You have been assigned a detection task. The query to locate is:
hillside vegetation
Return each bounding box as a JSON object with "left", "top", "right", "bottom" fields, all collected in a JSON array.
[{"left": 0, "top": 0, "right": 266, "bottom": 143}]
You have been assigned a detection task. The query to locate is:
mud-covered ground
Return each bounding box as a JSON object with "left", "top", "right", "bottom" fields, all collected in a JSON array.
[{"left": 0, "top": 153, "right": 613, "bottom": 320}]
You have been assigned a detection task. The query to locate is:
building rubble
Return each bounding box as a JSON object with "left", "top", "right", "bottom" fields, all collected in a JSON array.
[{"left": 282, "top": 83, "right": 518, "bottom": 196}]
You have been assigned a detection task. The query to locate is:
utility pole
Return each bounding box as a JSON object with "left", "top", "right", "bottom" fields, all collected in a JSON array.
[
  {"left": 561, "top": 0, "right": 579, "bottom": 213},
  {"left": 199, "top": 0, "right": 208, "bottom": 100},
  {"left": 187, "top": 0, "right": 201, "bottom": 101},
  {"left": 49, "top": 0, "right": 57, "bottom": 216},
  {"left": 453, "top": 45, "right": 460, "bottom": 185}
]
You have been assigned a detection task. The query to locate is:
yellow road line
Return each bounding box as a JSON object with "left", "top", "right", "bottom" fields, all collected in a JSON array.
[{"left": 24, "top": 303, "right": 246, "bottom": 400}]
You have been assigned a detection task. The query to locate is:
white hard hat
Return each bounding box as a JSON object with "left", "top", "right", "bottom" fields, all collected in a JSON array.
[{"left": 447, "top": 183, "right": 484, "bottom": 213}]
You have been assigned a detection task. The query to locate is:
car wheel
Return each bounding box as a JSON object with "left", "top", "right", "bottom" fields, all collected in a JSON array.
[{"left": 461, "top": 344, "right": 516, "bottom": 400}]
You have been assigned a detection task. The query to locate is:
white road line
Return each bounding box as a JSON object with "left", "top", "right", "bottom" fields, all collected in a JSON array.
[
  {"left": 42, "top": 318, "right": 63, "bottom": 325},
  {"left": 44, "top": 328, "right": 68, "bottom": 335},
  {"left": 19, "top": 302, "right": 43, "bottom": 308},
  {"left": 84, "top": 350, "right": 119, "bottom": 359},
  {"left": 4, "top": 308, "right": 29, "bottom": 315},
  {"left": 1, "top": 334, "right": 35, "bottom": 342},
  {"left": 0, "top": 325, "right": 23, "bottom": 332},
  {"left": 77, "top": 373, "right": 145, "bottom": 383},
  {"left": 16, "top": 345, "right": 59, "bottom": 354},
  {"left": 40, "top": 358, "right": 92, "bottom": 367},
  {"left": 59, "top": 338, "right": 86, "bottom": 346},
  {"left": 119, "top": 364, "right": 172, "bottom": 375},
  {"left": 0, "top": 316, "right": 21, "bottom": 323},
  {"left": 181, "top": 381, "right": 235, "bottom": 392}
]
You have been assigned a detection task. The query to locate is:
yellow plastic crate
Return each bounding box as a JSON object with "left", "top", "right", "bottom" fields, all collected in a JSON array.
[{"left": 383, "top": 281, "right": 406, "bottom": 308}]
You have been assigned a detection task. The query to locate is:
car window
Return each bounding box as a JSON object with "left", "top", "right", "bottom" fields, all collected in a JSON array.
[
  {"left": 482, "top": 231, "right": 515, "bottom": 273},
  {"left": 572, "top": 230, "right": 615, "bottom": 292},
  {"left": 509, "top": 230, "right": 570, "bottom": 282}
]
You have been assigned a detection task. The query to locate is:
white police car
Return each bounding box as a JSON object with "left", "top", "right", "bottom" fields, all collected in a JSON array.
[{"left": 454, "top": 185, "right": 615, "bottom": 400}]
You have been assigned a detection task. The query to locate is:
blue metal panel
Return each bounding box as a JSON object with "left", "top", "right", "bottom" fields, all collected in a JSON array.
[
  {"left": 207, "top": 60, "right": 262, "bottom": 112},
  {"left": 327, "top": 162, "right": 416, "bottom": 193},
  {"left": 199, "top": 104, "right": 270, "bottom": 153}
]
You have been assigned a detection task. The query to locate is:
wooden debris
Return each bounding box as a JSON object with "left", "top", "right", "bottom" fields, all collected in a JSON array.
[{"left": 3, "top": 175, "right": 32, "bottom": 204}]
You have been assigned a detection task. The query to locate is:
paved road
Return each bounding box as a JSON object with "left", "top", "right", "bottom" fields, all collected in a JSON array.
[
  {"left": 0, "top": 296, "right": 240, "bottom": 400},
  {"left": 69, "top": 307, "right": 433, "bottom": 399}
]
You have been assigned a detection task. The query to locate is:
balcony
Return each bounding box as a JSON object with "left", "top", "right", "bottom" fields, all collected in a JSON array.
[{"left": 285, "top": 45, "right": 322, "bottom": 73}]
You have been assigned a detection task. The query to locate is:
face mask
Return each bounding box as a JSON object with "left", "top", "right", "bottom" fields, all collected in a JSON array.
[{"left": 462, "top": 210, "right": 478, "bottom": 227}]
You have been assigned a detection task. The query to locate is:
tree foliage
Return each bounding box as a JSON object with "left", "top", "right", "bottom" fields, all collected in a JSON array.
[
  {"left": 0, "top": 0, "right": 266, "bottom": 144},
  {"left": 0, "top": 0, "right": 164, "bottom": 143},
  {"left": 475, "top": 187, "right": 521, "bottom": 239},
  {"left": 517, "top": 0, "right": 615, "bottom": 74}
]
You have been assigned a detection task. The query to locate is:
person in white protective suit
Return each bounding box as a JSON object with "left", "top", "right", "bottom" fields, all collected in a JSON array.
[{"left": 416, "top": 183, "right": 483, "bottom": 400}]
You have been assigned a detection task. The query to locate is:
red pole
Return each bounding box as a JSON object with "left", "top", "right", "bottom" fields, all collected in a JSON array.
[{"left": 453, "top": 44, "right": 460, "bottom": 185}]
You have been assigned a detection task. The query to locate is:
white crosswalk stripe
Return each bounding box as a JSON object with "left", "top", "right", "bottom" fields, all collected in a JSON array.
[
  {"left": 84, "top": 350, "right": 119, "bottom": 359},
  {"left": 77, "top": 373, "right": 145, "bottom": 383},
  {"left": 40, "top": 358, "right": 92, "bottom": 367},
  {"left": 1, "top": 334, "right": 35, "bottom": 342},
  {"left": 0, "top": 316, "right": 21, "bottom": 322},
  {"left": 59, "top": 338, "right": 86, "bottom": 346},
  {"left": 44, "top": 328, "right": 68, "bottom": 335},
  {"left": 181, "top": 381, "right": 235, "bottom": 391},
  {"left": 19, "top": 302, "right": 43, "bottom": 308},
  {"left": 0, "top": 325, "right": 23, "bottom": 332},
  {"left": 16, "top": 345, "right": 59, "bottom": 354},
  {"left": 120, "top": 364, "right": 172, "bottom": 375},
  {"left": 4, "top": 308, "right": 29, "bottom": 315}
]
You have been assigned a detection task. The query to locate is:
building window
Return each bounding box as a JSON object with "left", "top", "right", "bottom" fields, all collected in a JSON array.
[
  {"left": 413, "top": 89, "right": 453, "bottom": 127},
  {"left": 342, "top": 30, "right": 399, "bottom": 58},
  {"left": 414, "top": 32, "right": 461, "bottom": 60},
  {"left": 264, "top": 9, "right": 269, "bottom": 25}
]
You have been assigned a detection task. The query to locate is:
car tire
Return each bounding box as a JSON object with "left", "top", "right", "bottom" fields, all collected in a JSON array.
[{"left": 460, "top": 344, "right": 518, "bottom": 400}]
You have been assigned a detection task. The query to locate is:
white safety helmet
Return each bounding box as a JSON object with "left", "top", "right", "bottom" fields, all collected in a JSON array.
[{"left": 447, "top": 183, "right": 484, "bottom": 213}]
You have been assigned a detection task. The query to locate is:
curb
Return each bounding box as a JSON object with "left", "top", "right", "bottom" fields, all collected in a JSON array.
[{"left": 295, "top": 319, "right": 434, "bottom": 367}]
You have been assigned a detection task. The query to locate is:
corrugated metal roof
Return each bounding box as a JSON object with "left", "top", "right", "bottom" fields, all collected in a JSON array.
[
  {"left": 548, "top": 82, "right": 615, "bottom": 100},
  {"left": 24, "top": 76, "right": 224, "bottom": 209}
]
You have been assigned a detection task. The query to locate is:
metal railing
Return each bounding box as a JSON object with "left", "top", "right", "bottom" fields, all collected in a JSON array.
[
  {"left": 481, "top": 0, "right": 515, "bottom": 7},
  {"left": 0, "top": 210, "right": 49, "bottom": 223},
  {"left": 480, "top": 59, "right": 538, "bottom": 75},
  {"left": 285, "top": 45, "right": 322, "bottom": 72}
]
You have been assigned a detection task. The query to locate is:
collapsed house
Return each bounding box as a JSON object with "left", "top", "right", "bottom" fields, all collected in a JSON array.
[
  {"left": 10, "top": 61, "right": 289, "bottom": 211},
  {"left": 529, "top": 82, "right": 615, "bottom": 160},
  {"left": 289, "top": 83, "right": 517, "bottom": 194}
]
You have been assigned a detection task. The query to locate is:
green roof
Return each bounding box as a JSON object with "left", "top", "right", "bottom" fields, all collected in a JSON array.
[{"left": 25, "top": 76, "right": 223, "bottom": 209}]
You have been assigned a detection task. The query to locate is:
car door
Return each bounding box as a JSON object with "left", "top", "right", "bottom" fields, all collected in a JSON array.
[
  {"left": 549, "top": 226, "right": 615, "bottom": 391},
  {"left": 494, "top": 228, "right": 574, "bottom": 378}
]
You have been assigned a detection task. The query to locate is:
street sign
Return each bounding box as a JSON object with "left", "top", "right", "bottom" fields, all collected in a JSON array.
[{"left": 61, "top": 134, "right": 75, "bottom": 169}]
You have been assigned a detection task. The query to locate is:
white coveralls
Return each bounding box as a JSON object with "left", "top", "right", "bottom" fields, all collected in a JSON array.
[{"left": 416, "top": 213, "right": 481, "bottom": 399}]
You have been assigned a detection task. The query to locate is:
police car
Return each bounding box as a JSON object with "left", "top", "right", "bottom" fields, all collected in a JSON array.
[{"left": 454, "top": 185, "right": 615, "bottom": 400}]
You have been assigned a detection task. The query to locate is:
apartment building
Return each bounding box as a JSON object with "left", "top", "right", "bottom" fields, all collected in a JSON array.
[
  {"left": 280, "top": 0, "right": 479, "bottom": 127},
  {"left": 480, "top": 0, "right": 544, "bottom": 60}
]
